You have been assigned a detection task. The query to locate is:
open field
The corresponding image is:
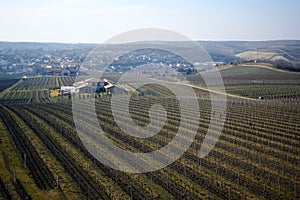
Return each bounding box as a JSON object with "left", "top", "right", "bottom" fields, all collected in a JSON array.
[
  {"left": 235, "top": 51, "right": 287, "bottom": 61},
  {"left": 0, "top": 71, "right": 299, "bottom": 199}
]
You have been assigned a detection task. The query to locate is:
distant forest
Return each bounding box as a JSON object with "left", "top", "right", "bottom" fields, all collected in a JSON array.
[{"left": 270, "top": 60, "right": 300, "bottom": 72}]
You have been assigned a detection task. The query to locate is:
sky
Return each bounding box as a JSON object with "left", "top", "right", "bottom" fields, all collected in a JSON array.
[{"left": 0, "top": 0, "right": 299, "bottom": 43}]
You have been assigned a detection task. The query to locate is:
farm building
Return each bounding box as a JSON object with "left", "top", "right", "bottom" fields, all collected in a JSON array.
[
  {"left": 60, "top": 86, "right": 75, "bottom": 96},
  {"left": 70, "top": 78, "right": 129, "bottom": 94}
]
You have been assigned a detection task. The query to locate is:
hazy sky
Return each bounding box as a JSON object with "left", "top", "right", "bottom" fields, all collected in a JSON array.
[{"left": 0, "top": 0, "right": 299, "bottom": 43}]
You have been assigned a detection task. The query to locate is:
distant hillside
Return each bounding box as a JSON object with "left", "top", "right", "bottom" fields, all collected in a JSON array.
[
  {"left": 1, "top": 40, "right": 299, "bottom": 61},
  {"left": 235, "top": 51, "right": 288, "bottom": 61},
  {"left": 198, "top": 40, "right": 300, "bottom": 62},
  {"left": 0, "top": 41, "right": 96, "bottom": 50},
  {"left": 1, "top": 40, "right": 299, "bottom": 73}
]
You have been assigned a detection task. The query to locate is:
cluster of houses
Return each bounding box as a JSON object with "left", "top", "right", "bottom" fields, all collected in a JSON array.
[
  {"left": 45, "top": 67, "right": 79, "bottom": 76},
  {"left": 60, "top": 78, "right": 129, "bottom": 95}
]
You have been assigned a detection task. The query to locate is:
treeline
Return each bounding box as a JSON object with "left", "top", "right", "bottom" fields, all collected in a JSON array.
[{"left": 269, "top": 60, "right": 300, "bottom": 72}]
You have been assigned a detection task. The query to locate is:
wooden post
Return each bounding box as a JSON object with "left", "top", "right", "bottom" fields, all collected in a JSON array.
[
  {"left": 243, "top": 183, "right": 246, "bottom": 200},
  {"left": 237, "top": 170, "right": 240, "bottom": 185},
  {"left": 88, "top": 185, "right": 91, "bottom": 200},
  {"left": 23, "top": 152, "right": 26, "bottom": 166},
  {"left": 13, "top": 167, "right": 16, "bottom": 183},
  {"left": 77, "top": 173, "right": 80, "bottom": 186},
  {"left": 184, "top": 165, "right": 187, "bottom": 179},
  {"left": 294, "top": 176, "right": 297, "bottom": 194},
  {"left": 56, "top": 175, "right": 59, "bottom": 188}
]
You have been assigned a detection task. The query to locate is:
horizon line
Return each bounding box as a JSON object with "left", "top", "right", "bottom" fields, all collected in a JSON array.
[{"left": 1, "top": 39, "right": 300, "bottom": 45}]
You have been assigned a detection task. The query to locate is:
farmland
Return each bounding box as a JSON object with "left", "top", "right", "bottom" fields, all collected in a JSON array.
[
  {"left": 0, "top": 76, "right": 87, "bottom": 103},
  {"left": 0, "top": 79, "right": 19, "bottom": 93},
  {"left": 219, "top": 65, "right": 300, "bottom": 101},
  {"left": 188, "top": 65, "right": 300, "bottom": 101},
  {"left": 0, "top": 68, "right": 299, "bottom": 199}
]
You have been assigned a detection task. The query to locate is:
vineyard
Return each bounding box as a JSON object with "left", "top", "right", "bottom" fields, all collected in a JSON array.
[
  {"left": 0, "top": 76, "right": 88, "bottom": 103},
  {"left": 188, "top": 65, "right": 300, "bottom": 101},
  {"left": 224, "top": 84, "right": 300, "bottom": 100},
  {"left": 0, "top": 72, "right": 299, "bottom": 200},
  {"left": 0, "top": 79, "right": 19, "bottom": 93}
]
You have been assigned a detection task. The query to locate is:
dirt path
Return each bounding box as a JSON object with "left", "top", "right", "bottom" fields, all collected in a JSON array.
[
  {"left": 176, "top": 81, "right": 256, "bottom": 100},
  {"left": 150, "top": 78, "right": 256, "bottom": 101}
]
